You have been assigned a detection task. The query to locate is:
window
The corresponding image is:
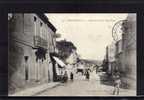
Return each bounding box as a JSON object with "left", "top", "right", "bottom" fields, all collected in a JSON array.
[
  {"left": 40, "top": 22, "right": 43, "bottom": 38},
  {"left": 34, "top": 16, "right": 37, "bottom": 36},
  {"left": 40, "top": 22, "right": 46, "bottom": 40},
  {"left": 34, "top": 16, "right": 37, "bottom": 21},
  {"left": 40, "top": 22, "right": 43, "bottom": 26},
  {"left": 24, "top": 56, "right": 29, "bottom": 80},
  {"left": 44, "top": 27, "right": 47, "bottom": 41}
]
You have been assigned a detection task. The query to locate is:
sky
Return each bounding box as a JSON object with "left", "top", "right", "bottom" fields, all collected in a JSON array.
[{"left": 46, "top": 13, "right": 128, "bottom": 61}]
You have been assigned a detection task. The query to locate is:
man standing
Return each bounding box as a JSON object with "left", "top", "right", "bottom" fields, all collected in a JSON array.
[
  {"left": 96, "top": 66, "right": 99, "bottom": 74},
  {"left": 70, "top": 72, "right": 74, "bottom": 81},
  {"left": 113, "top": 71, "right": 121, "bottom": 95},
  {"left": 63, "top": 71, "right": 68, "bottom": 83},
  {"left": 85, "top": 70, "right": 90, "bottom": 80}
]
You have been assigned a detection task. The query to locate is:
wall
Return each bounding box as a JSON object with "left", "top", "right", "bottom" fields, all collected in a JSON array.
[
  {"left": 8, "top": 13, "right": 56, "bottom": 94},
  {"left": 107, "top": 43, "right": 116, "bottom": 74},
  {"left": 122, "top": 14, "right": 136, "bottom": 89},
  {"left": 115, "top": 40, "right": 124, "bottom": 73}
]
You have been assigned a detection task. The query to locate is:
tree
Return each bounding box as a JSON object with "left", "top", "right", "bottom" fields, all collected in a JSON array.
[{"left": 56, "top": 40, "right": 77, "bottom": 61}]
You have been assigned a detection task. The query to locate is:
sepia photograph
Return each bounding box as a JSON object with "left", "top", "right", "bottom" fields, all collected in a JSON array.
[{"left": 8, "top": 13, "right": 136, "bottom": 96}]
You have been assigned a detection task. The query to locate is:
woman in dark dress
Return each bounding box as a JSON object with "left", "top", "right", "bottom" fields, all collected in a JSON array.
[
  {"left": 70, "top": 72, "right": 74, "bottom": 81},
  {"left": 85, "top": 70, "right": 90, "bottom": 80},
  {"left": 62, "top": 71, "right": 68, "bottom": 83}
]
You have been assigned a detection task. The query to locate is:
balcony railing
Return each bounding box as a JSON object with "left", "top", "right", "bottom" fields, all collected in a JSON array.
[{"left": 33, "top": 35, "right": 48, "bottom": 49}]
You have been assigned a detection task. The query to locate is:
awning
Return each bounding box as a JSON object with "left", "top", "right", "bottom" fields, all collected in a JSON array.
[{"left": 52, "top": 56, "right": 66, "bottom": 67}]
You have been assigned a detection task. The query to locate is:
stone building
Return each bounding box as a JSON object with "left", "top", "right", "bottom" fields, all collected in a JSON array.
[
  {"left": 102, "top": 14, "right": 136, "bottom": 91},
  {"left": 107, "top": 43, "right": 116, "bottom": 75},
  {"left": 105, "top": 14, "right": 136, "bottom": 90},
  {"left": 121, "top": 14, "right": 136, "bottom": 89},
  {"left": 102, "top": 47, "right": 109, "bottom": 72},
  {"left": 115, "top": 39, "right": 123, "bottom": 73},
  {"left": 8, "top": 13, "right": 58, "bottom": 94},
  {"left": 103, "top": 43, "right": 116, "bottom": 75}
]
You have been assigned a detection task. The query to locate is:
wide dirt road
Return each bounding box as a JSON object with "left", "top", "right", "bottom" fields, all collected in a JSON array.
[{"left": 36, "top": 72, "right": 136, "bottom": 96}]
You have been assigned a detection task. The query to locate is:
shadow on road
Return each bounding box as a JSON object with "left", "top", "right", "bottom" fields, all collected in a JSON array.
[
  {"left": 99, "top": 72, "right": 113, "bottom": 87},
  {"left": 99, "top": 72, "right": 130, "bottom": 89}
]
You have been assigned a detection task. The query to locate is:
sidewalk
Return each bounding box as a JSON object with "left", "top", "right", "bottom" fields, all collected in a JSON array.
[
  {"left": 9, "top": 82, "right": 61, "bottom": 96},
  {"left": 98, "top": 72, "right": 136, "bottom": 96}
]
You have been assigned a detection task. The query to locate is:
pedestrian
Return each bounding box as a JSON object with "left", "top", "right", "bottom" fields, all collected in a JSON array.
[
  {"left": 70, "top": 72, "right": 74, "bottom": 81},
  {"left": 113, "top": 71, "right": 121, "bottom": 95},
  {"left": 62, "top": 71, "right": 68, "bottom": 83},
  {"left": 96, "top": 66, "right": 99, "bottom": 74},
  {"left": 85, "top": 70, "right": 90, "bottom": 80}
]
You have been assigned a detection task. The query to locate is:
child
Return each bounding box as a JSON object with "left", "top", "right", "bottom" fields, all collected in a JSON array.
[{"left": 113, "top": 72, "right": 121, "bottom": 95}]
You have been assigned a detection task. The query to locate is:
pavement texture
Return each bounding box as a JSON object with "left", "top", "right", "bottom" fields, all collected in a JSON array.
[
  {"left": 9, "top": 71, "right": 136, "bottom": 96},
  {"left": 9, "top": 82, "right": 61, "bottom": 96},
  {"left": 36, "top": 71, "right": 136, "bottom": 96}
]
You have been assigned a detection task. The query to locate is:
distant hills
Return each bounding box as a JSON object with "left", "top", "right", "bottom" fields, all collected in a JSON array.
[{"left": 80, "top": 59, "right": 102, "bottom": 66}]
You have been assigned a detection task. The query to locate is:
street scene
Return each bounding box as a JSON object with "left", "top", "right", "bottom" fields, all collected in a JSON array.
[
  {"left": 36, "top": 71, "right": 135, "bottom": 96},
  {"left": 8, "top": 13, "right": 136, "bottom": 96}
]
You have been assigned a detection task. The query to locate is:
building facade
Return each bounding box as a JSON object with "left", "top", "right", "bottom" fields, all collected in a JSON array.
[
  {"left": 8, "top": 13, "right": 58, "bottom": 94},
  {"left": 115, "top": 39, "right": 123, "bottom": 72},
  {"left": 121, "top": 14, "right": 136, "bottom": 89},
  {"left": 103, "top": 14, "right": 136, "bottom": 90},
  {"left": 104, "top": 43, "right": 116, "bottom": 75},
  {"left": 109, "top": 43, "right": 116, "bottom": 75}
]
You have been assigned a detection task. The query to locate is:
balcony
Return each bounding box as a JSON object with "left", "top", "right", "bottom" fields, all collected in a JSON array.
[{"left": 33, "top": 35, "right": 48, "bottom": 49}]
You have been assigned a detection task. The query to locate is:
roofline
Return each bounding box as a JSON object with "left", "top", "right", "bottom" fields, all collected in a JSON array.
[{"left": 36, "top": 13, "right": 57, "bottom": 32}]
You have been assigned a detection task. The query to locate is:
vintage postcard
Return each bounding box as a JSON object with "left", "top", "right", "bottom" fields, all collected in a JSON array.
[{"left": 8, "top": 13, "right": 136, "bottom": 96}]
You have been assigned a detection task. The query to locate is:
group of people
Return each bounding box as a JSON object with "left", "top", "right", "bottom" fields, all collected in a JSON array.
[
  {"left": 76, "top": 68, "right": 91, "bottom": 80},
  {"left": 84, "top": 69, "right": 90, "bottom": 80},
  {"left": 61, "top": 71, "right": 74, "bottom": 83},
  {"left": 61, "top": 66, "right": 122, "bottom": 95},
  {"left": 61, "top": 68, "right": 91, "bottom": 83}
]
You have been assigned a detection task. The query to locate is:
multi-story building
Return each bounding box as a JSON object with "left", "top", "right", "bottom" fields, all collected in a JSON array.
[
  {"left": 8, "top": 13, "right": 59, "bottom": 94},
  {"left": 115, "top": 39, "right": 123, "bottom": 73},
  {"left": 102, "top": 14, "right": 136, "bottom": 91},
  {"left": 102, "top": 47, "right": 109, "bottom": 72},
  {"left": 105, "top": 43, "right": 116, "bottom": 75},
  {"left": 121, "top": 14, "right": 136, "bottom": 89}
]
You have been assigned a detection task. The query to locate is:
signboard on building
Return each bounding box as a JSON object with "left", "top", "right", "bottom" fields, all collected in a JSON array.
[{"left": 33, "top": 35, "right": 48, "bottom": 49}]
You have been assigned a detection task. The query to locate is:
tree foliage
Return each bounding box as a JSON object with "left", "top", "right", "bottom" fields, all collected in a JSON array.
[{"left": 56, "top": 40, "right": 77, "bottom": 61}]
